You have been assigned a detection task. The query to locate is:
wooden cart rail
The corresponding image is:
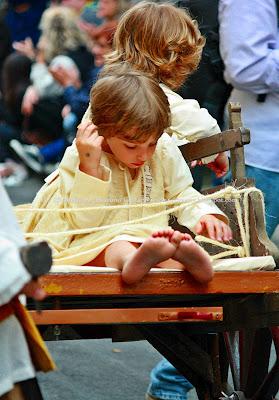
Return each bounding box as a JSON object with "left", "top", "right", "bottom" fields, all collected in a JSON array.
[{"left": 40, "top": 270, "right": 279, "bottom": 297}]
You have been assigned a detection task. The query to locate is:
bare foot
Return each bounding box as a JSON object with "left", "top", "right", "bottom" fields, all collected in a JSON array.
[
  {"left": 173, "top": 233, "right": 213, "bottom": 283},
  {"left": 122, "top": 229, "right": 178, "bottom": 284}
]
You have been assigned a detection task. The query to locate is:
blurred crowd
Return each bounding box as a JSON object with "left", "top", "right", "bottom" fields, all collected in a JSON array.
[{"left": 0, "top": 0, "right": 130, "bottom": 185}]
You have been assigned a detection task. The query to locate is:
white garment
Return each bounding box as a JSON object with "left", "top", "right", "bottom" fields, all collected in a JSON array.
[{"left": 0, "top": 180, "right": 35, "bottom": 397}]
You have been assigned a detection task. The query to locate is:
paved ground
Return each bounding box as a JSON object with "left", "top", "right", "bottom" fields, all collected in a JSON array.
[{"left": 5, "top": 172, "right": 278, "bottom": 400}]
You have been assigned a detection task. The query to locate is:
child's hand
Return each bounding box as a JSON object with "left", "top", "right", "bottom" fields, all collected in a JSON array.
[
  {"left": 21, "top": 279, "right": 46, "bottom": 301},
  {"left": 21, "top": 85, "right": 39, "bottom": 116},
  {"left": 195, "top": 215, "right": 232, "bottom": 242},
  {"left": 76, "top": 122, "right": 104, "bottom": 177},
  {"left": 62, "top": 104, "right": 71, "bottom": 118},
  {"left": 13, "top": 37, "right": 36, "bottom": 60},
  {"left": 49, "top": 65, "right": 81, "bottom": 88},
  {"left": 205, "top": 152, "right": 229, "bottom": 178}
]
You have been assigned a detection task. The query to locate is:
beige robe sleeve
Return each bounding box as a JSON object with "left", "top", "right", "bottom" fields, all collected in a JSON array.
[
  {"left": 57, "top": 144, "right": 112, "bottom": 229},
  {"left": 160, "top": 134, "right": 228, "bottom": 232},
  {"left": 161, "top": 84, "right": 221, "bottom": 163}
]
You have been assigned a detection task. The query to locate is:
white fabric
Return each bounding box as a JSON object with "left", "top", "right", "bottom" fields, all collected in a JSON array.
[
  {"left": 0, "top": 180, "right": 35, "bottom": 396},
  {"left": 0, "top": 316, "right": 35, "bottom": 396},
  {"left": 50, "top": 256, "right": 275, "bottom": 273}
]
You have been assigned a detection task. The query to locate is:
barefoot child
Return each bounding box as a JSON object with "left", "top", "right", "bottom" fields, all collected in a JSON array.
[
  {"left": 82, "top": 1, "right": 229, "bottom": 177},
  {"left": 23, "top": 71, "right": 232, "bottom": 284}
]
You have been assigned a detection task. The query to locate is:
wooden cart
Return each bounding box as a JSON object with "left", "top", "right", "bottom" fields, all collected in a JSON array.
[{"left": 29, "top": 104, "right": 279, "bottom": 400}]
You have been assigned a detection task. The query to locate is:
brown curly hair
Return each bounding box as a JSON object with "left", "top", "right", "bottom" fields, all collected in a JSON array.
[
  {"left": 90, "top": 68, "right": 171, "bottom": 140},
  {"left": 105, "top": 1, "right": 205, "bottom": 89}
]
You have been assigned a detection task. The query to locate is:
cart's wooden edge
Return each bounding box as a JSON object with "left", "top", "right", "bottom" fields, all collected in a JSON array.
[{"left": 41, "top": 270, "right": 279, "bottom": 296}]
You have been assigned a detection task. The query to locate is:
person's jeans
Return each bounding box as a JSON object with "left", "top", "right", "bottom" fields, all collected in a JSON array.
[
  {"left": 245, "top": 165, "right": 279, "bottom": 237},
  {"left": 147, "top": 359, "right": 193, "bottom": 400},
  {"left": 213, "top": 165, "right": 279, "bottom": 237}
]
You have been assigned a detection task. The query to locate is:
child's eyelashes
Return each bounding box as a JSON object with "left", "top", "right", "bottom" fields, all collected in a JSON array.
[{"left": 124, "top": 143, "right": 157, "bottom": 149}]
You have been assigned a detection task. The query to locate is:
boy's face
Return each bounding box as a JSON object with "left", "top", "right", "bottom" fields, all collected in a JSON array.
[{"left": 105, "top": 131, "right": 158, "bottom": 169}]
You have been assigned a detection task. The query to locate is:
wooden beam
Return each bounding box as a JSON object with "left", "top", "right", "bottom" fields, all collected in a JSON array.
[
  {"left": 30, "top": 306, "right": 223, "bottom": 325},
  {"left": 179, "top": 127, "right": 250, "bottom": 162},
  {"left": 41, "top": 271, "right": 279, "bottom": 296}
]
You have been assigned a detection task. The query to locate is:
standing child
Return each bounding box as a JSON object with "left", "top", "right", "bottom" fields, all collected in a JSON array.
[
  {"left": 82, "top": 1, "right": 229, "bottom": 177},
  {"left": 23, "top": 71, "right": 232, "bottom": 284}
]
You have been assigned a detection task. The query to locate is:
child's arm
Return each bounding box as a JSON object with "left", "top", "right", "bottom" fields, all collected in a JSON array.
[
  {"left": 76, "top": 121, "right": 104, "bottom": 180},
  {"left": 162, "top": 85, "right": 229, "bottom": 175},
  {"left": 191, "top": 152, "right": 230, "bottom": 178},
  {"left": 161, "top": 134, "right": 231, "bottom": 239},
  {"left": 47, "top": 122, "right": 112, "bottom": 230}
]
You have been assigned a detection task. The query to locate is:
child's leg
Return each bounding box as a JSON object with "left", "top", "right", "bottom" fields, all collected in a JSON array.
[
  {"left": 104, "top": 230, "right": 181, "bottom": 284},
  {"left": 172, "top": 233, "right": 213, "bottom": 283}
]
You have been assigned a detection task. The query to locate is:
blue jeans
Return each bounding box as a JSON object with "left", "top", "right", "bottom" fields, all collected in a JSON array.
[
  {"left": 213, "top": 165, "right": 279, "bottom": 237},
  {"left": 245, "top": 165, "right": 279, "bottom": 237},
  {"left": 147, "top": 359, "right": 193, "bottom": 400}
]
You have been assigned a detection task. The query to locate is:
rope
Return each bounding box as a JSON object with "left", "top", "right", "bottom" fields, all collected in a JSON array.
[{"left": 20, "top": 185, "right": 262, "bottom": 260}]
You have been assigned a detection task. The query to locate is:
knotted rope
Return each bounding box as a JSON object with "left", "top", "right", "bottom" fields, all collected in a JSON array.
[{"left": 16, "top": 185, "right": 264, "bottom": 260}]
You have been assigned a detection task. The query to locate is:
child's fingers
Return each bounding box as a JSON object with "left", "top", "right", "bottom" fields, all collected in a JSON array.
[
  {"left": 202, "top": 220, "right": 216, "bottom": 240},
  {"left": 214, "top": 221, "right": 223, "bottom": 242},
  {"left": 191, "top": 160, "right": 197, "bottom": 168},
  {"left": 222, "top": 223, "right": 233, "bottom": 241},
  {"left": 76, "top": 121, "right": 92, "bottom": 136},
  {"left": 95, "top": 136, "right": 104, "bottom": 146},
  {"left": 195, "top": 221, "right": 203, "bottom": 234},
  {"left": 77, "top": 122, "right": 98, "bottom": 139},
  {"left": 204, "top": 220, "right": 216, "bottom": 240}
]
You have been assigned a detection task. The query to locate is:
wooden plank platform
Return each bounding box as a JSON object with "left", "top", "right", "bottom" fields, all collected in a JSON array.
[{"left": 41, "top": 270, "right": 279, "bottom": 296}]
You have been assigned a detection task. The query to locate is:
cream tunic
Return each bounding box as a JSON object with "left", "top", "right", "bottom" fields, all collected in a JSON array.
[{"left": 22, "top": 134, "right": 226, "bottom": 266}]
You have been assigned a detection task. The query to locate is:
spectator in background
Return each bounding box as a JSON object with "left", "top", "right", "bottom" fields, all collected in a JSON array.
[
  {"left": 50, "top": 20, "right": 117, "bottom": 142},
  {"left": 4, "top": 0, "right": 48, "bottom": 45},
  {"left": 37, "top": 5, "right": 93, "bottom": 82},
  {"left": 10, "top": 96, "right": 66, "bottom": 174},
  {"left": 0, "top": 10, "right": 12, "bottom": 90},
  {"left": 219, "top": 0, "right": 279, "bottom": 238},
  {"left": 78, "top": 0, "right": 129, "bottom": 41},
  {"left": 0, "top": 53, "right": 32, "bottom": 182},
  {"left": 13, "top": 5, "right": 94, "bottom": 116}
]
